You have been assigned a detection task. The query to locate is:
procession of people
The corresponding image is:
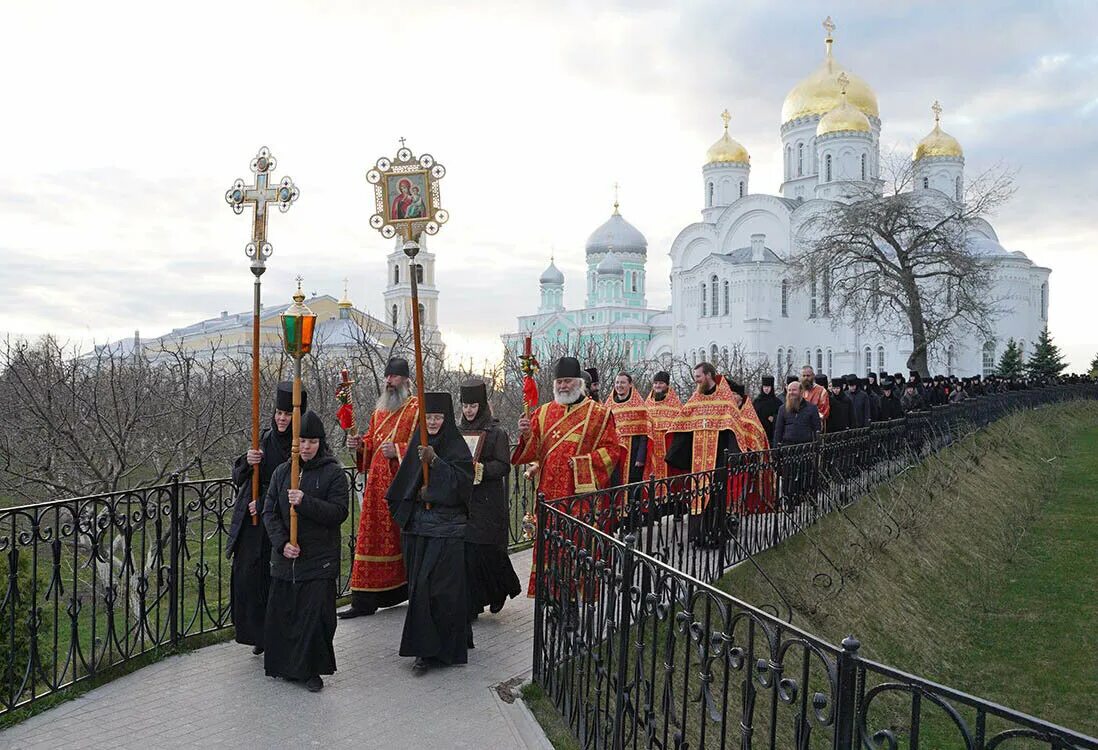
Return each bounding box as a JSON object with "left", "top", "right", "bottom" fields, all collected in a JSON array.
[{"left": 227, "top": 345, "right": 1087, "bottom": 692}]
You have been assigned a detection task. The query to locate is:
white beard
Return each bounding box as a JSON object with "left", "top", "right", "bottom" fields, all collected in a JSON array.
[
  {"left": 376, "top": 382, "right": 412, "bottom": 412},
  {"left": 553, "top": 383, "right": 585, "bottom": 406}
]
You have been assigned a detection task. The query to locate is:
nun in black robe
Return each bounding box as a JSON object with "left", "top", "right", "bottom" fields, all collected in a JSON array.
[
  {"left": 459, "top": 380, "right": 522, "bottom": 618},
  {"left": 226, "top": 382, "right": 304, "bottom": 652},
  {"left": 386, "top": 392, "right": 474, "bottom": 672},
  {"left": 261, "top": 411, "right": 349, "bottom": 691}
]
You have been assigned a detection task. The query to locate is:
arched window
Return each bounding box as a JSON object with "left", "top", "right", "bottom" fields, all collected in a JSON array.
[
  {"left": 781, "top": 279, "right": 789, "bottom": 317},
  {"left": 922, "top": 177, "right": 929, "bottom": 190},
  {"left": 816, "top": 348, "right": 823, "bottom": 372},
  {"left": 722, "top": 281, "right": 730, "bottom": 315},
  {"left": 785, "top": 145, "right": 792, "bottom": 179},
  {"left": 777, "top": 348, "right": 784, "bottom": 375},
  {"left": 418, "top": 303, "right": 426, "bottom": 323},
  {"left": 864, "top": 346, "right": 872, "bottom": 373},
  {"left": 692, "top": 349, "right": 698, "bottom": 366},
  {"left": 786, "top": 348, "right": 793, "bottom": 373},
  {"left": 391, "top": 304, "right": 398, "bottom": 327},
  {"left": 955, "top": 176, "right": 962, "bottom": 200},
  {"left": 625, "top": 341, "right": 633, "bottom": 362},
  {"left": 827, "top": 348, "right": 833, "bottom": 375},
  {"left": 700, "top": 348, "right": 707, "bottom": 364},
  {"left": 947, "top": 345, "right": 955, "bottom": 376},
  {"left": 797, "top": 143, "right": 804, "bottom": 176},
  {"left": 711, "top": 276, "right": 719, "bottom": 317},
  {"left": 394, "top": 265, "right": 400, "bottom": 284},
  {"left": 707, "top": 181, "right": 714, "bottom": 207},
  {"left": 822, "top": 268, "right": 830, "bottom": 316},
  {"left": 809, "top": 274, "right": 818, "bottom": 318},
  {"left": 631, "top": 273, "right": 638, "bottom": 293},
  {"left": 738, "top": 181, "right": 745, "bottom": 198},
  {"left": 700, "top": 283, "right": 707, "bottom": 317},
  {"left": 982, "top": 341, "right": 995, "bottom": 376},
  {"left": 805, "top": 349, "right": 811, "bottom": 368},
  {"left": 1040, "top": 282, "right": 1048, "bottom": 320},
  {"left": 711, "top": 344, "right": 719, "bottom": 363},
  {"left": 721, "top": 347, "right": 729, "bottom": 365},
  {"left": 825, "top": 154, "right": 833, "bottom": 182},
  {"left": 415, "top": 264, "right": 424, "bottom": 284},
  {"left": 860, "top": 153, "right": 867, "bottom": 180},
  {"left": 877, "top": 346, "right": 885, "bottom": 371}
]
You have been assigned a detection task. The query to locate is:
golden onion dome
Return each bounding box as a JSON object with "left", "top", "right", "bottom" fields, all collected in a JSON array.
[
  {"left": 914, "top": 101, "right": 964, "bottom": 160},
  {"left": 816, "top": 74, "right": 871, "bottom": 136},
  {"left": 782, "top": 17, "right": 879, "bottom": 124},
  {"left": 705, "top": 109, "right": 751, "bottom": 165}
]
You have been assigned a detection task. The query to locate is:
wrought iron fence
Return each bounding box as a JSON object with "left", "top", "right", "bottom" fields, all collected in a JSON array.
[
  {"left": 532, "top": 384, "right": 1098, "bottom": 749},
  {"left": 0, "top": 453, "right": 536, "bottom": 717}
]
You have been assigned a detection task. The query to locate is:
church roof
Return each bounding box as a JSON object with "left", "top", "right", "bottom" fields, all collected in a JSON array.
[
  {"left": 596, "top": 250, "right": 625, "bottom": 275},
  {"left": 585, "top": 209, "right": 647, "bottom": 257},
  {"left": 539, "top": 259, "right": 565, "bottom": 285}
]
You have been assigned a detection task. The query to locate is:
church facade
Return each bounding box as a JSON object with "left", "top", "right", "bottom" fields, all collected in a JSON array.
[{"left": 506, "top": 18, "right": 1050, "bottom": 380}]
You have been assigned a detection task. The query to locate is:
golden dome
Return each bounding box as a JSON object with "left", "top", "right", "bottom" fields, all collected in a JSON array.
[
  {"left": 817, "top": 74, "right": 871, "bottom": 136},
  {"left": 914, "top": 101, "right": 964, "bottom": 160},
  {"left": 781, "top": 17, "right": 879, "bottom": 124},
  {"left": 705, "top": 109, "right": 750, "bottom": 165}
]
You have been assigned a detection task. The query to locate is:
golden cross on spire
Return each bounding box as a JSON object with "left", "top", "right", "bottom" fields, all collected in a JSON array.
[
  {"left": 931, "top": 100, "right": 943, "bottom": 125},
  {"left": 293, "top": 275, "right": 305, "bottom": 302},
  {"left": 342, "top": 276, "right": 349, "bottom": 297},
  {"left": 613, "top": 182, "right": 620, "bottom": 214},
  {"left": 823, "top": 15, "right": 835, "bottom": 55},
  {"left": 837, "top": 72, "right": 850, "bottom": 97},
  {"left": 720, "top": 109, "right": 731, "bottom": 131}
]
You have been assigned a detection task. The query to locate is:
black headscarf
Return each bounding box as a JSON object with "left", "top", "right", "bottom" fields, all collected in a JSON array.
[
  {"left": 459, "top": 379, "right": 493, "bottom": 431},
  {"left": 270, "top": 381, "right": 307, "bottom": 456},
  {"left": 386, "top": 392, "right": 473, "bottom": 523},
  {"left": 297, "top": 410, "right": 333, "bottom": 466}
]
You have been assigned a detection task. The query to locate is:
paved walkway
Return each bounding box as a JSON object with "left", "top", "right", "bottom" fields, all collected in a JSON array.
[{"left": 2, "top": 549, "right": 545, "bottom": 750}]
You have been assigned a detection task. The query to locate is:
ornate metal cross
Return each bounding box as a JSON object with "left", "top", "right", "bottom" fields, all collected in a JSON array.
[
  {"left": 932, "top": 100, "right": 943, "bottom": 125},
  {"left": 225, "top": 146, "right": 300, "bottom": 272}
]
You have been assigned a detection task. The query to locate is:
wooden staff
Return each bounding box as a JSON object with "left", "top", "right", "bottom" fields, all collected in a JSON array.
[
  {"left": 404, "top": 225, "right": 431, "bottom": 494},
  {"left": 250, "top": 274, "right": 262, "bottom": 525},
  {"left": 289, "top": 358, "right": 302, "bottom": 547}
]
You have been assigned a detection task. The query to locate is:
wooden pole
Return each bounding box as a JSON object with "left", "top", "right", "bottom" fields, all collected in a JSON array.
[
  {"left": 404, "top": 225, "right": 431, "bottom": 493},
  {"left": 250, "top": 274, "right": 261, "bottom": 525},
  {"left": 289, "top": 356, "right": 302, "bottom": 547}
]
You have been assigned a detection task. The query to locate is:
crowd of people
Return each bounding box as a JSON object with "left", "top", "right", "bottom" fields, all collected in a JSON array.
[{"left": 224, "top": 355, "right": 1093, "bottom": 691}]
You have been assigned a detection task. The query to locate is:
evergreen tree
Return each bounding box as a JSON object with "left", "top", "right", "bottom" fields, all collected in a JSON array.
[
  {"left": 1025, "top": 326, "right": 1067, "bottom": 380},
  {"left": 1089, "top": 353, "right": 1098, "bottom": 378},
  {"left": 996, "top": 338, "right": 1024, "bottom": 378}
]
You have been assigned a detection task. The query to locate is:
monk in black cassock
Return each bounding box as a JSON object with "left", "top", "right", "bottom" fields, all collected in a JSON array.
[
  {"left": 387, "top": 392, "right": 474, "bottom": 673},
  {"left": 752, "top": 376, "right": 782, "bottom": 445},
  {"left": 227, "top": 381, "right": 304, "bottom": 655},
  {"left": 459, "top": 380, "right": 522, "bottom": 618},
  {"left": 262, "top": 410, "right": 349, "bottom": 692}
]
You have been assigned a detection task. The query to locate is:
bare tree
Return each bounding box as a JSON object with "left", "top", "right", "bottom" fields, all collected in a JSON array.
[{"left": 791, "top": 151, "right": 1015, "bottom": 376}]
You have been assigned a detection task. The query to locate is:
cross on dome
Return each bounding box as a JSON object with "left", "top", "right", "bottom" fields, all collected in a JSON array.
[
  {"left": 837, "top": 72, "right": 850, "bottom": 96},
  {"left": 932, "top": 100, "right": 943, "bottom": 124}
]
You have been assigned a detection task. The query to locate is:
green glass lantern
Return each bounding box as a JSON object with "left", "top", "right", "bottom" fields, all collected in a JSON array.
[{"left": 280, "top": 280, "right": 317, "bottom": 357}]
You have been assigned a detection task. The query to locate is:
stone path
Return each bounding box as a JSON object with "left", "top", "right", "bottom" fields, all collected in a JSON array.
[{"left": 1, "top": 549, "right": 546, "bottom": 750}]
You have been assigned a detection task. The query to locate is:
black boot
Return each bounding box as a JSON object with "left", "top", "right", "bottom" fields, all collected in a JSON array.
[
  {"left": 305, "top": 676, "right": 324, "bottom": 692},
  {"left": 337, "top": 606, "right": 376, "bottom": 619}
]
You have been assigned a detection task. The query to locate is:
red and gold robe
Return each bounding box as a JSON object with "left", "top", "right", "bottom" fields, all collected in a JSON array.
[
  {"left": 666, "top": 377, "right": 743, "bottom": 514},
  {"left": 734, "top": 398, "right": 776, "bottom": 513},
  {"left": 804, "top": 383, "right": 830, "bottom": 426},
  {"left": 604, "top": 388, "right": 651, "bottom": 482},
  {"left": 348, "top": 396, "right": 418, "bottom": 600},
  {"left": 512, "top": 397, "right": 624, "bottom": 596},
  {"left": 644, "top": 387, "right": 681, "bottom": 483}
]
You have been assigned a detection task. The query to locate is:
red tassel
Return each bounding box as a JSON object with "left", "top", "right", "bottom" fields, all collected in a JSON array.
[
  {"left": 523, "top": 376, "right": 539, "bottom": 409},
  {"left": 336, "top": 402, "right": 355, "bottom": 430}
]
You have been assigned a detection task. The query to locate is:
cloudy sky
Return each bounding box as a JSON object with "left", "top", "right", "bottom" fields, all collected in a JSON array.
[{"left": 2, "top": 0, "right": 1095, "bottom": 370}]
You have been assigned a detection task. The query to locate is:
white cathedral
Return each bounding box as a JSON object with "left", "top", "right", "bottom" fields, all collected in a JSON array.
[{"left": 504, "top": 18, "right": 1050, "bottom": 379}]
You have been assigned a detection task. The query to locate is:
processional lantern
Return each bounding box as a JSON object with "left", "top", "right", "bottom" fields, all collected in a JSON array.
[
  {"left": 279, "top": 278, "right": 316, "bottom": 548},
  {"left": 365, "top": 141, "right": 449, "bottom": 490},
  {"left": 225, "top": 147, "right": 299, "bottom": 525}
]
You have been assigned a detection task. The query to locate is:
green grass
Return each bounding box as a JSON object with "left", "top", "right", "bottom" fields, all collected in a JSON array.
[
  {"left": 521, "top": 682, "right": 582, "bottom": 750},
  {"left": 720, "top": 401, "right": 1098, "bottom": 742}
]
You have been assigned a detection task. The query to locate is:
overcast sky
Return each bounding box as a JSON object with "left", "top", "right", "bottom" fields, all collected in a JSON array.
[{"left": 1, "top": 0, "right": 1095, "bottom": 370}]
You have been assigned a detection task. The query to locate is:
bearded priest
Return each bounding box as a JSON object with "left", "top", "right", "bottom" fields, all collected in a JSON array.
[
  {"left": 512, "top": 356, "right": 624, "bottom": 596},
  {"left": 340, "top": 357, "right": 419, "bottom": 619}
]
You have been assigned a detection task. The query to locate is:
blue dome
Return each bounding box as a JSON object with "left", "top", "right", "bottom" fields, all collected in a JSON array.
[
  {"left": 596, "top": 250, "right": 624, "bottom": 276},
  {"left": 539, "top": 259, "right": 565, "bottom": 285},
  {"left": 585, "top": 210, "right": 647, "bottom": 258}
]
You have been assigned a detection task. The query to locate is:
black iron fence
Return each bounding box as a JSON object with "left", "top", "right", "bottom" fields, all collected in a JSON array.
[
  {"left": 0, "top": 454, "right": 537, "bottom": 717},
  {"left": 532, "top": 384, "right": 1098, "bottom": 749}
]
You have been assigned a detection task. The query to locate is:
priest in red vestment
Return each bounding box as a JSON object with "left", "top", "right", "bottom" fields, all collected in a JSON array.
[
  {"left": 801, "top": 365, "right": 830, "bottom": 429},
  {"left": 643, "top": 371, "right": 681, "bottom": 483},
  {"left": 605, "top": 372, "right": 650, "bottom": 485},
  {"left": 512, "top": 356, "right": 624, "bottom": 596},
  {"left": 340, "top": 358, "right": 419, "bottom": 618},
  {"left": 729, "top": 380, "right": 775, "bottom": 513},
  {"left": 665, "top": 363, "right": 742, "bottom": 546}
]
